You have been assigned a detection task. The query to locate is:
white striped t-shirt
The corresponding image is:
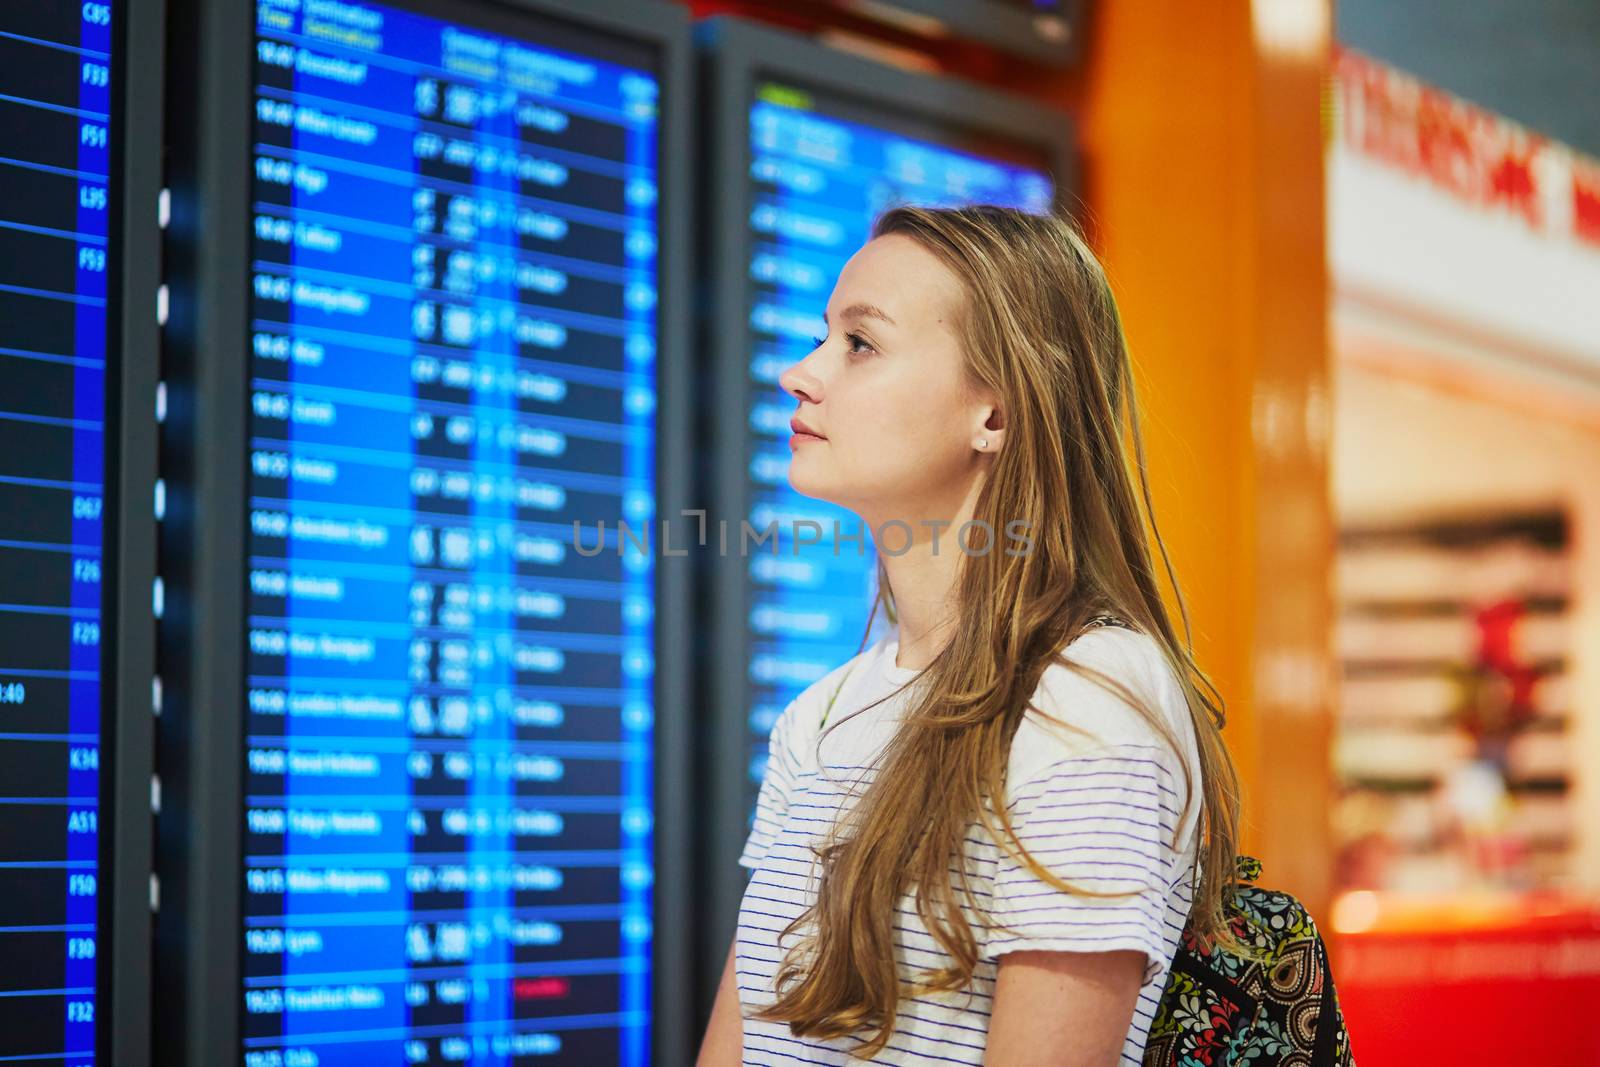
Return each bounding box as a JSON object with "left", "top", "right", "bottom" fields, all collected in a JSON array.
[{"left": 736, "top": 624, "right": 1204, "bottom": 1065}]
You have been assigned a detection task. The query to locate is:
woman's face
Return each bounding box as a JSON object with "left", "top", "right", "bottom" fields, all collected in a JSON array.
[{"left": 778, "top": 234, "right": 998, "bottom": 525}]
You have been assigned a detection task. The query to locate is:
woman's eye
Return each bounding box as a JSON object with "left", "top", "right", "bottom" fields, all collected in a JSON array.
[{"left": 809, "top": 332, "right": 874, "bottom": 356}]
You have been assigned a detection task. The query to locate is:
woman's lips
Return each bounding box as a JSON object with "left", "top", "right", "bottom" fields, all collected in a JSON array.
[{"left": 789, "top": 416, "right": 826, "bottom": 447}]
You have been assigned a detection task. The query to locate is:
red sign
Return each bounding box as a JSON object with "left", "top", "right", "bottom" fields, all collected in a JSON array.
[{"left": 1334, "top": 46, "right": 1600, "bottom": 249}]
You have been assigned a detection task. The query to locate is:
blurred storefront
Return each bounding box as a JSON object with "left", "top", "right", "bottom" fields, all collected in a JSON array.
[{"left": 1326, "top": 46, "right": 1600, "bottom": 1063}]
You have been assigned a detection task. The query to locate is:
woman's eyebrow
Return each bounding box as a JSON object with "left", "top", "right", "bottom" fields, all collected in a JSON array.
[{"left": 821, "top": 303, "right": 898, "bottom": 327}]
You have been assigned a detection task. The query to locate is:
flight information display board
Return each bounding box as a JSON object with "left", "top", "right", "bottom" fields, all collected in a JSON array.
[
  {"left": 0, "top": 4, "right": 115, "bottom": 1063},
  {"left": 243, "top": 1, "right": 659, "bottom": 1062},
  {"left": 743, "top": 81, "right": 1054, "bottom": 810}
]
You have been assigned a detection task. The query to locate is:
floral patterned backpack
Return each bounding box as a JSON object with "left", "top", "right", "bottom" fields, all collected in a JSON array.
[{"left": 1142, "top": 854, "right": 1356, "bottom": 1066}]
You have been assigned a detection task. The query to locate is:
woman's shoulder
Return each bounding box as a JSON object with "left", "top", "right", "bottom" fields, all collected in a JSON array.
[
  {"left": 1008, "top": 621, "right": 1196, "bottom": 788},
  {"left": 770, "top": 639, "right": 888, "bottom": 751}
]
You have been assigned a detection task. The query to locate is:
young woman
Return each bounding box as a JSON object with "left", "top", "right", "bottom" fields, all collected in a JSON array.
[{"left": 697, "top": 205, "right": 1243, "bottom": 1066}]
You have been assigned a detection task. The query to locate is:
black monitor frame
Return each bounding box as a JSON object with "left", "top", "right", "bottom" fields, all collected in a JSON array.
[
  {"left": 694, "top": 13, "right": 1078, "bottom": 1022},
  {"left": 155, "top": 0, "right": 693, "bottom": 1062},
  {"left": 836, "top": 0, "right": 1091, "bottom": 67},
  {"left": 106, "top": 0, "right": 164, "bottom": 1061}
]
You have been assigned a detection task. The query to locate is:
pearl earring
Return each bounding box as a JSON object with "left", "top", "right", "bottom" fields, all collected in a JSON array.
[{"left": 978, "top": 438, "right": 988, "bottom": 449}]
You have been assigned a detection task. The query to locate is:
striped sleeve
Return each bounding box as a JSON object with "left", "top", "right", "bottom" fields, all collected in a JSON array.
[
  {"left": 738, "top": 703, "right": 801, "bottom": 870},
  {"left": 981, "top": 742, "right": 1183, "bottom": 986}
]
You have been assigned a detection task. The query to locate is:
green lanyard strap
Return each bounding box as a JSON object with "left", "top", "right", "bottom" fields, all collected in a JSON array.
[
  {"left": 819, "top": 616, "right": 1127, "bottom": 730},
  {"left": 818, "top": 660, "right": 857, "bottom": 731}
]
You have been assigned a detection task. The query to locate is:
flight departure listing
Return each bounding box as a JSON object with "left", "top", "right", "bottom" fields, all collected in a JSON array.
[
  {"left": 0, "top": 3, "right": 113, "bottom": 1064},
  {"left": 245, "top": 1, "right": 658, "bottom": 1063},
  {"left": 743, "top": 82, "right": 1053, "bottom": 807}
]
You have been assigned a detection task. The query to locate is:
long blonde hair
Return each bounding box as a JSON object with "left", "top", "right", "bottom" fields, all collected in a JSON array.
[{"left": 749, "top": 204, "right": 1245, "bottom": 1056}]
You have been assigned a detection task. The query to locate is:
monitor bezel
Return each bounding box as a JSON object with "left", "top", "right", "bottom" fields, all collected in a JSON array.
[
  {"left": 837, "top": 0, "right": 1091, "bottom": 68},
  {"left": 695, "top": 12, "right": 1080, "bottom": 1023},
  {"left": 104, "top": 0, "right": 165, "bottom": 1055},
  {"left": 155, "top": 0, "right": 693, "bottom": 1061}
]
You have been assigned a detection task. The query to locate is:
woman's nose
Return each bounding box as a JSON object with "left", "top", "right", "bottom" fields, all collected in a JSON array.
[{"left": 779, "top": 359, "right": 822, "bottom": 404}]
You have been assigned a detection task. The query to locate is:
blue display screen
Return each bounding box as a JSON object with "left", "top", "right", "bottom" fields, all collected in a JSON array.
[
  {"left": 0, "top": 3, "right": 114, "bottom": 1062},
  {"left": 744, "top": 82, "right": 1053, "bottom": 806},
  {"left": 243, "top": 1, "right": 658, "bottom": 1062}
]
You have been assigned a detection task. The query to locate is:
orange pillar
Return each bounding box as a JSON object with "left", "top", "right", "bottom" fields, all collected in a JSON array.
[{"left": 1079, "top": 1, "right": 1336, "bottom": 917}]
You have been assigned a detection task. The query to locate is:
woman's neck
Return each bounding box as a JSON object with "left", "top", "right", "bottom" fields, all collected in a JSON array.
[
  {"left": 880, "top": 535, "right": 965, "bottom": 671},
  {"left": 863, "top": 479, "right": 985, "bottom": 671}
]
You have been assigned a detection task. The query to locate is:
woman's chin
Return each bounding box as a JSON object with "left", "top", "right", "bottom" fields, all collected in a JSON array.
[
  {"left": 785, "top": 467, "right": 834, "bottom": 503},
  {"left": 786, "top": 477, "right": 826, "bottom": 501}
]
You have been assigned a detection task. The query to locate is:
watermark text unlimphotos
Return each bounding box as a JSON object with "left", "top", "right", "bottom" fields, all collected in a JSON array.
[{"left": 570, "top": 511, "right": 1035, "bottom": 558}]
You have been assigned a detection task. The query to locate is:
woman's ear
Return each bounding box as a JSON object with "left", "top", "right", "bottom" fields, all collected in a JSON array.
[{"left": 973, "top": 403, "right": 1006, "bottom": 454}]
